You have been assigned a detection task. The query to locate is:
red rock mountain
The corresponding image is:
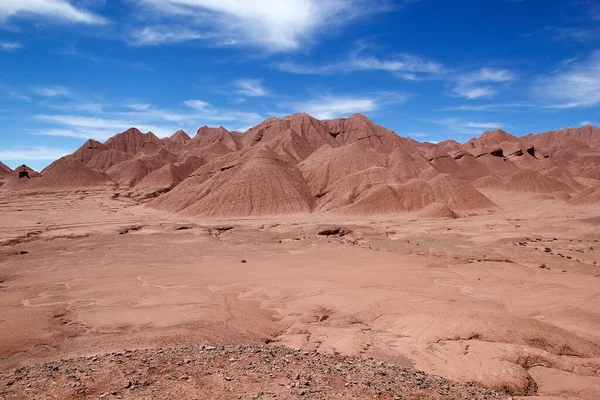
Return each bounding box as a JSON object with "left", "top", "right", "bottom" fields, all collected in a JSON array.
[
  {"left": 32, "top": 157, "right": 114, "bottom": 190},
  {"left": 0, "top": 161, "right": 12, "bottom": 176},
  {"left": 1, "top": 165, "right": 42, "bottom": 191},
  {"left": 0, "top": 161, "right": 12, "bottom": 187},
  {"left": 1, "top": 115, "right": 598, "bottom": 215}
]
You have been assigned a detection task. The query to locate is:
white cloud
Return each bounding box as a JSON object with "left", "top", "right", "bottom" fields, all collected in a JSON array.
[
  {"left": 31, "top": 100, "right": 266, "bottom": 140},
  {"left": 183, "top": 100, "right": 210, "bottom": 111},
  {"left": 533, "top": 51, "right": 600, "bottom": 108},
  {"left": 31, "top": 128, "right": 119, "bottom": 141},
  {"left": 0, "top": 146, "right": 71, "bottom": 161},
  {"left": 32, "top": 114, "right": 181, "bottom": 140},
  {"left": 0, "top": 41, "right": 21, "bottom": 51},
  {"left": 276, "top": 52, "right": 443, "bottom": 79},
  {"left": 131, "top": 0, "right": 388, "bottom": 51},
  {"left": 41, "top": 101, "right": 104, "bottom": 113},
  {"left": 36, "top": 114, "right": 131, "bottom": 130},
  {"left": 442, "top": 102, "right": 534, "bottom": 112},
  {"left": 460, "top": 68, "right": 515, "bottom": 84},
  {"left": 552, "top": 27, "right": 598, "bottom": 42},
  {"left": 453, "top": 86, "right": 498, "bottom": 99},
  {"left": 285, "top": 91, "right": 407, "bottom": 119},
  {"left": 233, "top": 79, "right": 268, "bottom": 97},
  {"left": 182, "top": 100, "right": 264, "bottom": 124},
  {"left": 33, "top": 85, "right": 71, "bottom": 97},
  {"left": 288, "top": 95, "right": 378, "bottom": 119},
  {"left": 8, "top": 91, "right": 31, "bottom": 102},
  {"left": 124, "top": 103, "right": 152, "bottom": 111},
  {"left": 452, "top": 68, "right": 515, "bottom": 99},
  {"left": 129, "top": 26, "right": 211, "bottom": 45},
  {"left": 0, "top": 0, "right": 106, "bottom": 25},
  {"left": 431, "top": 117, "right": 506, "bottom": 136}
]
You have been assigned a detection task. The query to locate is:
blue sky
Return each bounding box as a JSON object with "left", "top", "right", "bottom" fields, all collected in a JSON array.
[{"left": 0, "top": 0, "right": 599, "bottom": 170}]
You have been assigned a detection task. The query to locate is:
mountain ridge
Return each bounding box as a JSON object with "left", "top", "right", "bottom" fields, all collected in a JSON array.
[{"left": 1, "top": 113, "right": 598, "bottom": 215}]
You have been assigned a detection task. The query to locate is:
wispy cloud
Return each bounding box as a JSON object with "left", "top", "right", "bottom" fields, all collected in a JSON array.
[
  {"left": 40, "top": 101, "right": 104, "bottom": 113},
  {"left": 0, "top": 146, "right": 72, "bottom": 161},
  {"left": 291, "top": 96, "right": 377, "bottom": 119},
  {"left": 123, "top": 103, "right": 152, "bottom": 111},
  {"left": 130, "top": 0, "right": 391, "bottom": 52},
  {"left": 276, "top": 49, "right": 443, "bottom": 79},
  {"left": 277, "top": 45, "right": 515, "bottom": 100},
  {"left": 181, "top": 100, "right": 264, "bottom": 125},
  {"left": 442, "top": 102, "right": 534, "bottom": 112},
  {"left": 8, "top": 91, "right": 31, "bottom": 102},
  {"left": 0, "top": 0, "right": 106, "bottom": 25},
  {"left": 430, "top": 117, "right": 506, "bottom": 135},
  {"left": 59, "top": 47, "right": 155, "bottom": 71},
  {"left": 31, "top": 99, "right": 266, "bottom": 140},
  {"left": 33, "top": 85, "right": 71, "bottom": 98},
  {"left": 286, "top": 92, "right": 405, "bottom": 119},
  {"left": 233, "top": 79, "right": 268, "bottom": 97},
  {"left": 532, "top": 50, "right": 600, "bottom": 108},
  {"left": 36, "top": 114, "right": 132, "bottom": 131},
  {"left": 31, "top": 114, "right": 179, "bottom": 140},
  {"left": 129, "top": 26, "right": 212, "bottom": 46},
  {"left": 451, "top": 68, "right": 515, "bottom": 99},
  {"left": 551, "top": 26, "right": 599, "bottom": 42},
  {"left": 182, "top": 100, "right": 210, "bottom": 112},
  {"left": 0, "top": 41, "right": 21, "bottom": 51}
]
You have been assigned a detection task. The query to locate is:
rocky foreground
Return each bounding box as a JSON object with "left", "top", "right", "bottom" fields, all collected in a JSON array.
[{"left": 0, "top": 345, "right": 508, "bottom": 400}]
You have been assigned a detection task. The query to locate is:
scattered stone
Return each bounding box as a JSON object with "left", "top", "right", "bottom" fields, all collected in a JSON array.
[{"left": 0, "top": 345, "right": 504, "bottom": 399}]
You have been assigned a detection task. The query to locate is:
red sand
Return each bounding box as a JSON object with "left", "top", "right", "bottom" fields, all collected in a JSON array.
[{"left": 0, "top": 116, "right": 599, "bottom": 399}]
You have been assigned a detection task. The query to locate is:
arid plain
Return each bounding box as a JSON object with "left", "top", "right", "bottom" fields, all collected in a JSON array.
[{"left": 1, "top": 114, "right": 599, "bottom": 399}]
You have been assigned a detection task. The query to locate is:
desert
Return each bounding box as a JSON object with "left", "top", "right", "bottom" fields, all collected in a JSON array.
[{"left": 1, "top": 114, "right": 599, "bottom": 399}]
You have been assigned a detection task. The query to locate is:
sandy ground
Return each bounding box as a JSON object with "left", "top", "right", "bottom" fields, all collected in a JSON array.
[{"left": 0, "top": 189, "right": 599, "bottom": 399}]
